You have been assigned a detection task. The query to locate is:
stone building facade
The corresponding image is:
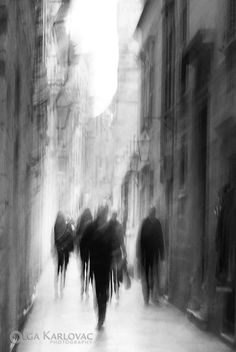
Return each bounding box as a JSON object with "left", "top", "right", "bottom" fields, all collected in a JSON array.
[
  {"left": 113, "top": 0, "right": 142, "bottom": 265},
  {"left": 49, "top": 0, "right": 90, "bottom": 219},
  {"left": 135, "top": 0, "right": 165, "bottom": 235},
  {"left": 81, "top": 104, "right": 114, "bottom": 215},
  {"left": 136, "top": 0, "right": 236, "bottom": 345},
  {"left": 0, "top": 1, "right": 58, "bottom": 351}
]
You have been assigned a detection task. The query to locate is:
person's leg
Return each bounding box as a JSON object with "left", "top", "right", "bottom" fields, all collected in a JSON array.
[
  {"left": 56, "top": 251, "right": 63, "bottom": 298},
  {"left": 152, "top": 257, "right": 161, "bottom": 303},
  {"left": 116, "top": 252, "right": 123, "bottom": 299},
  {"left": 149, "top": 258, "right": 154, "bottom": 299},
  {"left": 54, "top": 252, "right": 60, "bottom": 299},
  {"left": 85, "top": 261, "right": 91, "bottom": 299},
  {"left": 80, "top": 259, "right": 85, "bottom": 297},
  {"left": 141, "top": 261, "right": 150, "bottom": 305},
  {"left": 98, "top": 289, "right": 107, "bottom": 326},
  {"left": 94, "top": 275, "right": 109, "bottom": 329},
  {"left": 60, "top": 253, "right": 66, "bottom": 297},
  {"left": 57, "top": 250, "right": 64, "bottom": 275},
  {"left": 100, "top": 282, "right": 109, "bottom": 325},
  {"left": 113, "top": 266, "right": 119, "bottom": 300},
  {"left": 64, "top": 251, "right": 69, "bottom": 287},
  {"left": 95, "top": 280, "right": 104, "bottom": 328}
]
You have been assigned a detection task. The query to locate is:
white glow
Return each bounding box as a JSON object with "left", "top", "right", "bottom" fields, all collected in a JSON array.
[{"left": 66, "top": 0, "right": 119, "bottom": 117}]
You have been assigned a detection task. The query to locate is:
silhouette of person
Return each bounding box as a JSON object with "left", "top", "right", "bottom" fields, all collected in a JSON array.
[
  {"left": 75, "top": 208, "right": 93, "bottom": 298},
  {"left": 136, "top": 207, "right": 164, "bottom": 305},
  {"left": 108, "top": 210, "right": 129, "bottom": 299},
  {"left": 82, "top": 205, "right": 113, "bottom": 330},
  {"left": 53, "top": 211, "right": 74, "bottom": 299}
]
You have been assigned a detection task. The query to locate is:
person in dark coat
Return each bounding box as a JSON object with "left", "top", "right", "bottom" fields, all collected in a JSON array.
[
  {"left": 136, "top": 207, "right": 165, "bottom": 305},
  {"left": 64, "top": 215, "right": 75, "bottom": 272},
  {"left": 75, "top": 208, "right": 93, "bottom": 297},
  {"left": 53, "top": 211, "right": 74, "bottom": 298},
  {"left": 108, "top": 211, "right": 130, "bottom": 299},
  {"left": 82, "top": 205, "right": 113, "bottom": 330},
  {"left": 80, "top": 211, "right": 99, "bottom": 286}
]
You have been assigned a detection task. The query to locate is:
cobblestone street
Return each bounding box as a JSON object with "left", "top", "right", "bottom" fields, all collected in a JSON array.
[{"left": 16, "top": 257, "right": 232, "bottom": 352}]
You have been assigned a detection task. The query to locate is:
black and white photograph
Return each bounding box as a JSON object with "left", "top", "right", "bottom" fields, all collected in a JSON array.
[{"left": 0, "top": 0, "right": 236, "bottom": 351}]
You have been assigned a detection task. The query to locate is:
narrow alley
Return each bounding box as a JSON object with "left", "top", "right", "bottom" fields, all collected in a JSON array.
[
  {"left": 16, "top": 257, "right": 231, "bottom": 352},
  {"left": 1, "top": 0, "right": 236, "bottom": 351}
]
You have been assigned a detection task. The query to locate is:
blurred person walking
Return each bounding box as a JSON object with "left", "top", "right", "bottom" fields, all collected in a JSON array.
[
  {"left": 75, "top": 208, "right": 93, "bottom": 298},
  {"left": 136, "top": 207, "right": 165, "bottom": 305},
  {"left": 52, "top": 211, "right": 74, "bottom": 299},
  {"left": 82, "top": 205, "right": 113, "bottom": 330},
  {"left": 108, "top": 210, "right": 131, "bottom": 301}
]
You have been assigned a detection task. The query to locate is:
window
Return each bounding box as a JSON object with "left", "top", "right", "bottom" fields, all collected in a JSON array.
[
  {"left": 180, "top": 0, "right": 188, "bottom": 46},
  {"left": 180, "top": 55, "right": 188, "bottom": 95},
  {"left": 148, "top": 38, "right": 155, "bottom": 126},
  {"left": 164, "top": 1, "right": 175, "bottom": 112},
  {"left": 227, "top": 0, "right": 236, "bottom": 42},
  {"left": 179, "top": 54, "right": 189, "bottom": 114},
  {"left": 141, "top": 37, "right": 155, "bottom": 131}
]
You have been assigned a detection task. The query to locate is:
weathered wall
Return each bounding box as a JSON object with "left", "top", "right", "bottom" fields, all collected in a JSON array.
[
  {"left": 112, "top": 0, "right": 143, "bottom": 267},
  {"left": 139, "top": 0, "right": 164, "bottom": 218},
  {"left": 162, "top": 0, "right": 236, "bottom": 341},
  {"left": 51, "top": 0, "right": 90, "bottom": 218},
  {"left": 0, "top": 1, "right": 57, "bottom": 351},
  {"left": 137, "top": 0, "right": 236, "bottom": 342},
  {"left": 113, "top": 0, "right": 142, "bottom": 197}
]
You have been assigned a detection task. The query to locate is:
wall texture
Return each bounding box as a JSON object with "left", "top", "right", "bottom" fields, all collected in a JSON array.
[{"left": 0, "top": 1, "right": 57, "bottom": 351}]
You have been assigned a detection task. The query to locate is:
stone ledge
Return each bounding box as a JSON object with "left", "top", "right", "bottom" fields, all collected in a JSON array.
[
  {"left": 220, "top": 332, "right": 235, "bottom": 346},
  {"left": 187, "top": 308, "right": 208, "bottom": 331}
]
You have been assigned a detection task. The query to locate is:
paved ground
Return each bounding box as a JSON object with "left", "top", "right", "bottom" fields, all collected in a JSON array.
[{"left": 16, "top": 256, "right": 232, "bottom": 352}]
